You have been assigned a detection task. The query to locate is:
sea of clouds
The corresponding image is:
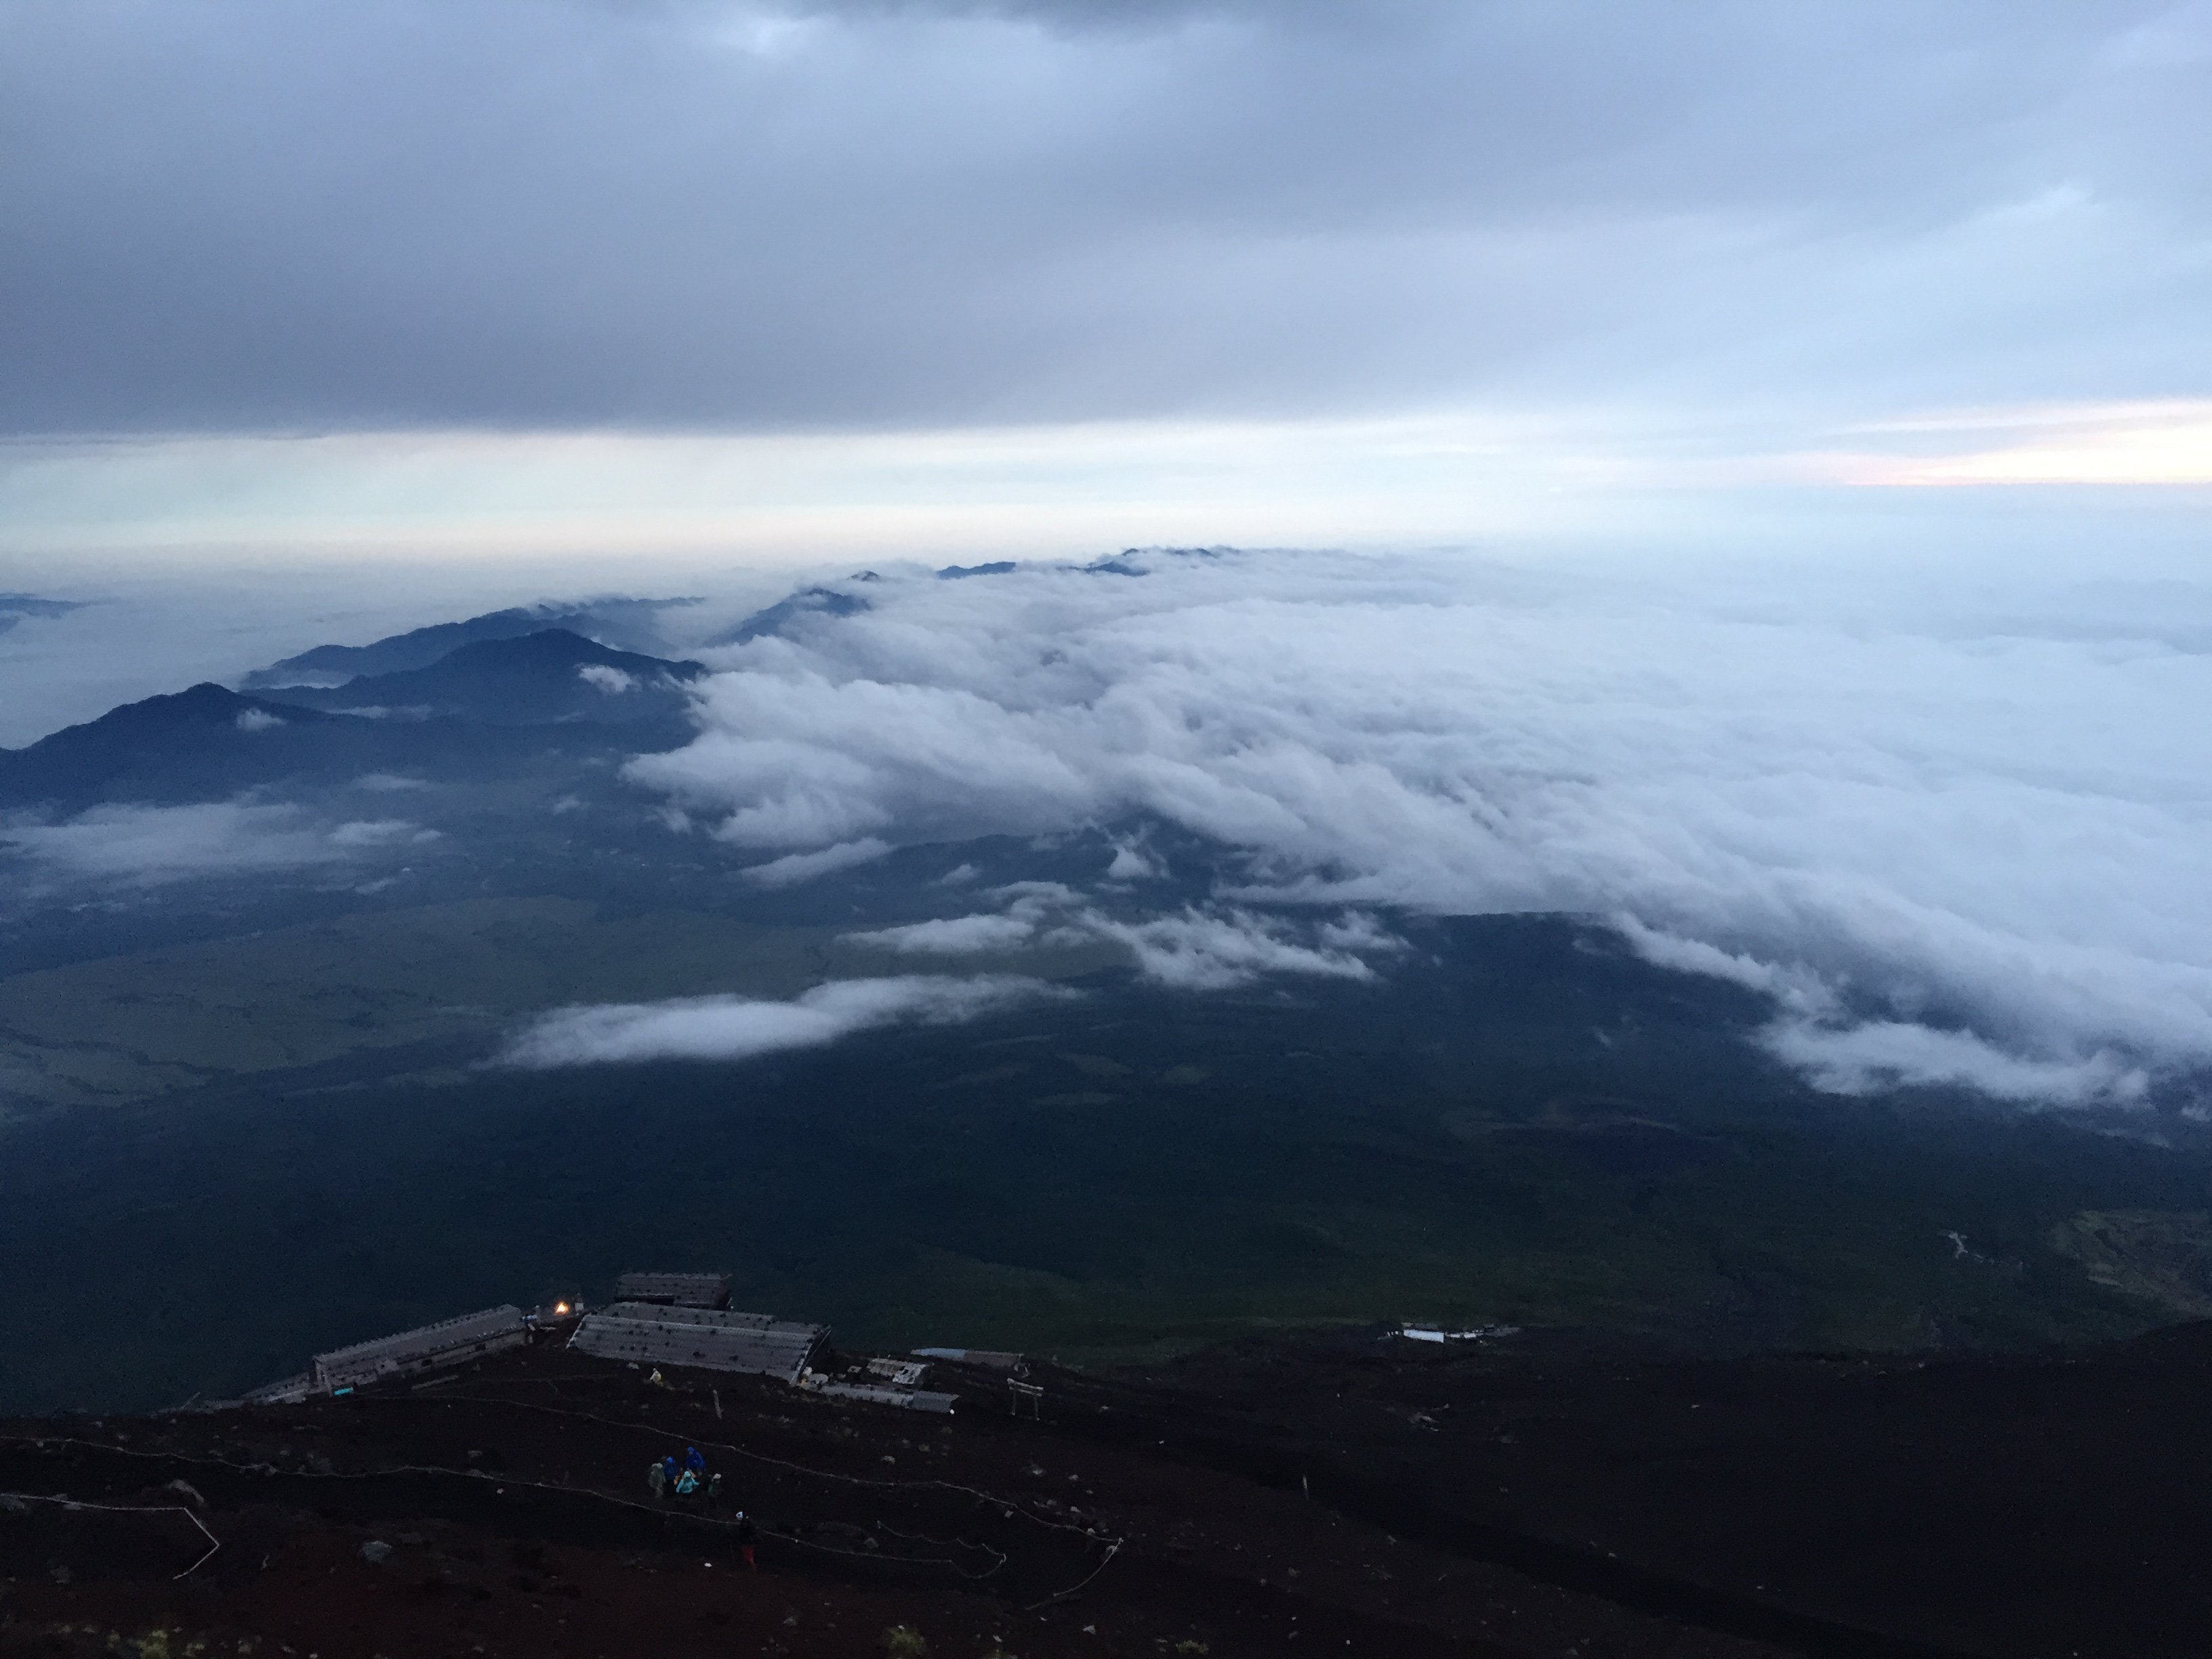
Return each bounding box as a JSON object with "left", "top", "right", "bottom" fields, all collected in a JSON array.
[{"left": 617, "top": 547, "right": 2212, "bottom": 1108}]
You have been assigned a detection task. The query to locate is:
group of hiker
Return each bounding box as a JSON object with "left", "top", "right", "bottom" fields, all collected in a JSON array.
[
  {"left": 648, "top": 1444, "right": 720, "bottom": 1504},
  {"left": 647, "top": 1444, "right": 758, "bottom": 1567}
]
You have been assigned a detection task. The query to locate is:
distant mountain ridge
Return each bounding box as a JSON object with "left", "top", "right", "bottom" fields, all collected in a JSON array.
[
  {"left": 0, "top": 593, "right": 87, "bottom": 638},
  {"left": 704, "top": 586, "right": 872, "bottom": 647},
  {"left": 258, "top": 630, "right": 705, "bottom": 726},
  {"left": 0, "top": 631, "right": 708, "bottom": 809},
  {"left": 0, "top": 682, "right": 369, "bottom": 807},
  {"left": 239, "top": 598, "right": 695, "bottom": 689}
]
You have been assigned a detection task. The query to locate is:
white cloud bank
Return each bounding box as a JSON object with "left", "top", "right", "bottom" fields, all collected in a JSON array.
[
  {"left": 628, "top": 549, "right": 2212, "bottom": 1106},
  {"left": 3, "top": 802, "right": 339, "bottom": 883},
  {"left": 847, "top": 885, "right": 1387, "bottom": 991},
  {"left": 1, "top": 801, "right": 441, "bottom": 884},
  {"left": 577, "top": 663, "right": 636, "bottom": 694},
  {"left": 502, "top": 975, "right": 1064, "bottom": 1067}
]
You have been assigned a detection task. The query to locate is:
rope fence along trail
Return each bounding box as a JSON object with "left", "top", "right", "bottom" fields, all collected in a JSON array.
[
  {"left": 0, "top": 1432, "right": 1019, "bottom": 1583},
  {"left": 3, "top": 1374, "right": 1127, "bottom": 1603},
  {"left": 0, "top": 1490, "right": 222, "bottom": 1579},
  {"left": 3, "top": 1435, "right": 996, "bottom": 1578}
]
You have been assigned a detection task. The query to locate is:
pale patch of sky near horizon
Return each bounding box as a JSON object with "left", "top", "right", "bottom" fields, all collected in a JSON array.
[
  {"left": 1, "top": 398, "right": 2206, "bottom": 572},
  {"left": 0, "top": 415, "right": 1696, "bottom": 562}
]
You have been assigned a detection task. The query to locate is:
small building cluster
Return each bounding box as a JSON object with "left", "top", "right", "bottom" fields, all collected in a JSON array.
[
  {"left": 808, "top": 1355, "right": 958, "bottom": 1415},
  {"left": 239, "top": 1271, "right": 973, "bottom": 1416}
]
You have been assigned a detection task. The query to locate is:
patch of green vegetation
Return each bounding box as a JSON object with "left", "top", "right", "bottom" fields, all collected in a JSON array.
[
  {"left": 2050, "top": 1210, "right": 2212, "bottom": 1317},
  {"left": 0, "top": 897, "right": 1133, "bottom": 1113},
  {"left": 0, "top": 897, "right": 838, "bottom": 1110},
  {"left": 0, "top": 914, "right": 2198, "bottom": 1412}
]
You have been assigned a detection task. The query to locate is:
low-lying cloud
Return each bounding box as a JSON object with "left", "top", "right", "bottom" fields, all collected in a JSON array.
[
  {"left": 1, "top": 801, "right": 439, "bottom": 885},
  {"left": 847, "top": 884, "right": 1388, "bottom": 991},
  {"left": 502, "top": 974, "right": 1065, "bottom": 1067},
  {"left": 3, "top": 801, "right": 346, "bottom": 884},
  {"left": 628, "top": 549, "right": 2212, "bottom": 1105},
  {"left": 739, "top": 836, "right": 892, "bottom": 888}
]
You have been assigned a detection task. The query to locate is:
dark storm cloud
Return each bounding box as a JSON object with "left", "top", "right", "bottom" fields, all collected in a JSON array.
[{"left": 2, "top": 0, "right": 2205, "bottom": 432}]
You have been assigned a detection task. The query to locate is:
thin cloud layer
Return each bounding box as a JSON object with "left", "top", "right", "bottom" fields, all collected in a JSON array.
[
  {"left": 501, "top": 974, "right": 1065, "bottom": 1067},
  {"left": 631, "top": 550, "right": 2212, "bottom": 1104},
  {"left": 1, "top": 800, "right": 444, "bottom": 885},
  {"left": 847, "top": 885, "right": 1387, "bottom": 989},
  {"left": 1, "top": 801, "right": 354, "bottom": 884}
]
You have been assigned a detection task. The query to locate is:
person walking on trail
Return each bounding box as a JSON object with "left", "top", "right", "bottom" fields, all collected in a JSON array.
[
  {"left": 662, "top": 1454, "right": 680, "bottom": 1493},
  {"left": 707, "top": 1471, "right": 723, "bottom": 1510},
  {"left": 673, "top": 1467, "right": 699, "bottom": 1499},
  {"left": 647, "top": 1461, "right": 667, "bottom": 1500},
  {"left": 686, "top": 1446, "right": 705, "bottom": 1475},
  {"left": 735, "top": 1511, "right": 758, "bottom": 1571}
]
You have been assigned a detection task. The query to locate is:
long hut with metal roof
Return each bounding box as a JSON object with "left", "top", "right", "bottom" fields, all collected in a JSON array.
[
  {"left": 567, "top": 1303, "right": 823, "bottom": 1383},
  {"left": 312, "top": 1305, "right": 528, "bottom": 1393}
]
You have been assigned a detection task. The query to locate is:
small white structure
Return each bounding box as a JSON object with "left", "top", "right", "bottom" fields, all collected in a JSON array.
[
  {"left": 912, "top": 1347, "right": 1023, "bottom": 1370},
  {"left": 811, "top": 1378, "right": 958, "bottom": 1414}
]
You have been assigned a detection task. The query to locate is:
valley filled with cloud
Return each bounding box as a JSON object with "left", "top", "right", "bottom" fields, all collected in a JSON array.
[{"left": 607, "top": 550, "right": 2212, "bottom": 1106}]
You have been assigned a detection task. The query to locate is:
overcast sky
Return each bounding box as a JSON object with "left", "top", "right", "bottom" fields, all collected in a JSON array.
[{"left": 1, "top": 0, "right": 2208, "bottom": 562}]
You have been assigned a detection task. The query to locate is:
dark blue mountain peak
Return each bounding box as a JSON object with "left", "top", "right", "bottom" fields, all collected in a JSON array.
[
  {"left": 705, "top": 586, "right": 873, "bottom": 647},
  {"left": 239, "top": 598, "right": 695, "bottom": 690},
  {"left": 255, "top": 630, "right": 705, "bottom": 726}
]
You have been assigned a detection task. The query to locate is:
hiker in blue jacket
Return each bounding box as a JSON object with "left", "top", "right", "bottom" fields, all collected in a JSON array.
[{"left": 686, "top": 1446, "right": 705, "bottom": 1474}]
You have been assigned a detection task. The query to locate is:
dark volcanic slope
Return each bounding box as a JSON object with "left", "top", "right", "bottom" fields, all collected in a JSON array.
[
  {"left": 9, "top": 1323, "right": 2212, "bottom": 1659},
  {"left": 0, "top": 1334, "right": 1783, "bottom": 1659},
  {"left": 1102, "top": 1324, "right": 2212, "bottom": 1659}
]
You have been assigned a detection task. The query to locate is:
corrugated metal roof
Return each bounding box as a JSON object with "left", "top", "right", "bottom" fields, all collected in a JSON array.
[
  {"left": 817, "top": 1381, "right": 958, "bottom": 1414},
  {"left": 601, "top": 1301, "right": 775, "bottom": 1331},
  {"left": 244, "top": 1372, "right": 314, "bottom": 1406},
  {"left": 569, "top": 1312, "right": 824, "bottom": 1382},
  {"left": 314, "top": 1305, "right": 527, "bottom": 1391},
  {"left": 614, "top": 1271, "right": 731, "bottom": 1307}
]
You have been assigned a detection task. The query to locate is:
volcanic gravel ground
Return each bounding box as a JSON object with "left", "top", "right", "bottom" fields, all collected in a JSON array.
[{"left": 6, "top": 1319, "right": 2210, "bottom": 1658}]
